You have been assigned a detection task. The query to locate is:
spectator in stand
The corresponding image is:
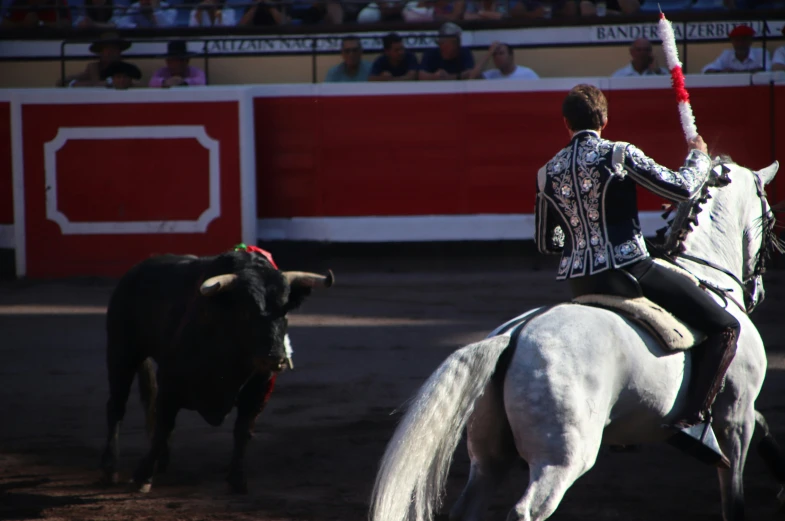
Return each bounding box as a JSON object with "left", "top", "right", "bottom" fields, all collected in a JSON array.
[
  {"left": 463, "top": 0, "right": 512, "bottom": 19},
  {"left": 121, "top": 0, "right": 176, "bottom": 28},
  {"left": 368, "top": 33, "right": 419, "bottom": 81},
  {"left": 702, "top": 25, "right": 771, "bottom": 74},
  {"left": 74, "top": 0, "right": 128, "bottom": 28},
  {"left": 324, "top": 36, "right": 373, "bottom": 83},
  {"left": 149, "top": 41, "right": 206, "bottom": 88},
  {"left": 1, "top": 0, "right": 71, "bottom": 27},
  {"left": 59, "top": 32, "right": 129, "bottom": 87},
  {"left": 419, "top": 22, "right": 475, "bottom": 80},
  {"left": 283, "top": 0, "right": 344, "bottom": 24},
  {"left": 771, "top": 26, "right": 785, "bottom": 72},
  {"left": 191, "top": 0, "right": 237, "bottom": 26},
  {"left": 612, "top": 38, "right": 667, "bottom": 77},
  {"left": 402, "top": 0, "right": 466, "bottom": 22},
  {"left": 104, "top": 61, "right": 142, "bottom": 90},
  {"left": 238, "top": 0, "right": 288, "bottom": 26},
  {"left": 468, "top": 41, "right": 538, "bottom": 79},
  {"left": 356, "top": 0, "right": 404, "bottom": 22},
  {"left": 580, "top": 0, "right": 639, "bottom": 16},
  {"left": 510, "top": 0, "right": 577, "bottom": 19}
]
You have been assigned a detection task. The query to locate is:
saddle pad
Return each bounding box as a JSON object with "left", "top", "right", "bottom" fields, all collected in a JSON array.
[{"left": 572, "top": 295, "right": 707, "bottom": 351}]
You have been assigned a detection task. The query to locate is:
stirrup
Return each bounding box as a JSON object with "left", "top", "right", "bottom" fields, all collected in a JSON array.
[{"left": 664, "top": 421, "right": 730, "bottom": 469}]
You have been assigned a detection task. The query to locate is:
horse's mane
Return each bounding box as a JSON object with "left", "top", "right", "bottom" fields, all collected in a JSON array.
[
  {"left": 653, "top": 154, "right": 785, "bottom": 275},
  {"left": 653, "top": 155, "right": 733, "bottom": 255}
]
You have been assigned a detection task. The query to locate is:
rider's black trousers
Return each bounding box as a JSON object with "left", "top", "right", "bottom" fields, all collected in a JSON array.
[{"left": 624, "top": 257, "right": 740, "bottom": 336}]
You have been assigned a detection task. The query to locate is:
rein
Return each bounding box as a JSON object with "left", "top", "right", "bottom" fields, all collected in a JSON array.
[{"left": 649, "top": 167, "right": 779, "bottom": 315}]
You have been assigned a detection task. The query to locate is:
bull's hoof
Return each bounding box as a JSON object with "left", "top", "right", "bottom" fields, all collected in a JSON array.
[
  {"left": 226, "top": 472, "right": 248, "bottom": 495},
  {"left": 132, "top": 480, "right": 152, "bottom": 494}
]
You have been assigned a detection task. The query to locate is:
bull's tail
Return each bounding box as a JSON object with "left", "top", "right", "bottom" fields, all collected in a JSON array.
[
  {"left": 369, "top": 335, "right": 512, "bottom": 521},
  {"left": 137, "top": 358, "right": 157, "bottom": 439},
  {"left": 756, "top": 410, "right": 785, "bottom": 498}
]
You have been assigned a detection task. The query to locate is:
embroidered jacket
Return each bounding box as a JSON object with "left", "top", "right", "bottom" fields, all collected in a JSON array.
[{"left": 535, "top": 130, "right": 712, "bottom": 280}]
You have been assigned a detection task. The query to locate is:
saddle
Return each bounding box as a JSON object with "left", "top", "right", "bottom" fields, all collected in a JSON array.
[{"left": 569, "top": 259, "right": 708, "bottom": 351}]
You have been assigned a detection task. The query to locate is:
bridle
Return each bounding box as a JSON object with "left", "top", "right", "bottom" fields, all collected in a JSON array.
[{"left": 654, "top": 167, "right": 781, "bottom": 315}]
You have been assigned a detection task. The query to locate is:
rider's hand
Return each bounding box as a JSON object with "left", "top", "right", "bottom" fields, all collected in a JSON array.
[{"left": 688, "top": 135, "right": 708, "bottom": 155}]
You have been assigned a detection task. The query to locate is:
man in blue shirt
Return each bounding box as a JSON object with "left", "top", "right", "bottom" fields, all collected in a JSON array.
[
  {"left": 419, "top": 22, "right": 475, "bottom": 81},
  {"left": 369, "top": 33, "right": 419, "bottom": 81},
  {"left": 325, "top": 36, "right": 373, "bottom": 82}
]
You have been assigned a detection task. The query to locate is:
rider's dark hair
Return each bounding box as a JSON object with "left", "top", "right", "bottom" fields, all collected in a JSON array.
[{"left": 562, "top": 84, "right": 608, "bottom": 132}]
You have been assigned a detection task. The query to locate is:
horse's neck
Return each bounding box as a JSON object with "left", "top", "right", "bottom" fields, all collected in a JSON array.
[{"left": 678, "top": 187, "right": 745, "bottom": 291}]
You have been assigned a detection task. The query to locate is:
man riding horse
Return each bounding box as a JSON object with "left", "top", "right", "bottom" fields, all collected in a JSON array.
[{"left": 534, "top": 84, "right": 739, "bottom": 446}]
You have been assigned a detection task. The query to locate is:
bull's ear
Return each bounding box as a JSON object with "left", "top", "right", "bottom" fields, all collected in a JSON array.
[{"left": 283, "top": 284, "right": 312, "bottom": 313}]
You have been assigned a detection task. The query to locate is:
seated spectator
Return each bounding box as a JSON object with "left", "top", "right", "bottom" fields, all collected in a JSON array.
[
  {"left": 325, "top": 36, "right": 372, "bottom": 83},
  {"left": 285, "top": 0, "right": 343, "bottom": 24},
  {"left": 470, "top": 42, "right": 539, "bottom": 80},
  {"left": 74, "top": 0, "right": 128, "bottom": 28},
  {"left": 121, "top": 0, "right": 177, "bottom": 28},
  {"left": 191, "top": 0, "right": 237, "bottom": 26},
  {"left": 772, "top": 26, "right": 785, "bottom": 72},
  {"left": 149, "top": 41, "right": 206, "bottom": 88},
  {"left": 702, "top": 25, "right": 771, "bottom": 74},
  {"left": 59, "top": 32, "right": 129, "bottom": 87},
  {"left": 580, "top": 0, "right": 639, "bottom": 16},
  {"left": 1, "top": 0, "right": 71, "bottom": 28},
  {"left": 238, "top": 0, "right": 288, "bottom": 26},
  {"left": 463, "top": 0, "right": 511, "bottom": 19},
  {"left": 402, "top": 0, "right": 465, "bottom": 22},
  {"left": 511, "top": 0, "right": 577, "bottom": 19},
  {"left": 612, "top": 38, "right": 667, "bottom": 77},
  {"left": 104, "top": 61, "right": 142, "bottom": 90},
  {"left": 356, "top": 0, "right": 404, "bottom": 22},
  {"left": 419, "top": 22, "right": 475, "bottom": 81},
  {"left": 368, "top": 33, "right": 419, "bottom": 81}
]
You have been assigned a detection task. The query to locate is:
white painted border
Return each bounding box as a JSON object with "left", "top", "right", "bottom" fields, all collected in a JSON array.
[
  {"left": 0, "top": 86, "right": 251, "bottom": 105},
  {"left": 238, "top": 88, "right": 257, "bottom": 247},
  {"left": 246, "top": 73, "right": 755, "bottom": 98},
  {"left": 0, "top": 92, "right": 13, "bottom": 250},
  {"left": 42, "top": 125, "right": 220, "bottom": 235},
  {"left": 256, "top": 211, "right": 666, "bottom": 242},
  {"left": 10, "top": 92, "right": 25, "bottom": 277}
]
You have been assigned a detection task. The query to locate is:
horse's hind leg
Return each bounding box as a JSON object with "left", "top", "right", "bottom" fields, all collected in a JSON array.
[
  {"left": 715, "top": 408, "right": 756, "bottom": 521},
  {"left": 100, "top": 340, "right": 144, "bottom": 484},
  {"left": 449, "top": 381, "right": 517, "bottom": 521}
]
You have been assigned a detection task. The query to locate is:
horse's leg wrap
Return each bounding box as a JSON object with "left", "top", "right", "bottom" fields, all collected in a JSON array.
[{"left": 674, "top": 326, "right": 739, "bottom": 428}]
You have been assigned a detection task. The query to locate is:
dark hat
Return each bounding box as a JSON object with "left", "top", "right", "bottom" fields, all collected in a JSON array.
[
  {"left": 165, "top": 40, "right": 197, "bottom": 58},
  {"left": 89, "top": 31, "right": 132, "bottom": 54},
  {"left": 103, "top": 60, "right": 142, "bottom": 80},
  {"left": 729, "top": 25, "right": 755, "bottom": 39}
]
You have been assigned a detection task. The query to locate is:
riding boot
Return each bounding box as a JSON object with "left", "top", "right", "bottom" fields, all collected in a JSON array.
[{"left": 670, "top": 326, "right": 739, "bottom": 430}]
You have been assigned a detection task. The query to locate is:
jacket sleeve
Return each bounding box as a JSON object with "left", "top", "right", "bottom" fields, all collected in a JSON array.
[
  {"left": 534, "top": 168, "right": 565, "bottom": 255},
  {"left": 615, "top": 143, "right": 712, "bottom": 203}
]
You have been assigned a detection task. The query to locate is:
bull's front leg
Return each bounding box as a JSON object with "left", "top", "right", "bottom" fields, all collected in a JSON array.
[
  {"left": 133, "top": 389, "right": 180, "bottom": 493},
  {"left": 227, "top": 372, "right": 277, "bottom": 494}
]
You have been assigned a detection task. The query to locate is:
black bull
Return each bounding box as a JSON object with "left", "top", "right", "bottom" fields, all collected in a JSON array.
[{"left": 99, "top": 250, "right": 334, "bottom": 493}]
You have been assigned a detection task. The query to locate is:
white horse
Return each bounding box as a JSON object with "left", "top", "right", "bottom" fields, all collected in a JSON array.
[{"left": 370, "top": 158, "right": 784, "bottom": 521}]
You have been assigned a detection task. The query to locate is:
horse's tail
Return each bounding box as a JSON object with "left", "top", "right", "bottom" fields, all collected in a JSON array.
[
  {"left": 137, "top": 358, "right": 157, "bottom": 439},
  {"left": 755, "top": 410, "right": 785, "bottom": 487},
  {"left": 369, "top": 335, "right": 512, "bottom": 521}
]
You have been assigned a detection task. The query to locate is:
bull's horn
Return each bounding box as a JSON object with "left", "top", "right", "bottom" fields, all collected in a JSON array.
[
  {"left": 200, "top": 274, "right": 239, "bottom": 296},
  {"left": 283, "top": 269, "right": 334, "bottom": 289}
]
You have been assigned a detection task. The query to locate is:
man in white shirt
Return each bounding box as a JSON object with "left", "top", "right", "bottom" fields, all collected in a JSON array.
[
  {"left": 702, "top": 25, "right": 771, "bottom": 74},
  {"left": 772, "top": 26, "right": 785, "bottom": 72},
  {"left": 612, "top": 37, "right": 668, "bottom": 77},
  {"left": 470, "top": 42, "right": 539, "bottom": 80}
]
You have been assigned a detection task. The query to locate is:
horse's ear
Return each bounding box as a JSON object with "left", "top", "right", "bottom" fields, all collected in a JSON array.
[{"left": 756, "top": 161, "right": 779, "bottom": 186}]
